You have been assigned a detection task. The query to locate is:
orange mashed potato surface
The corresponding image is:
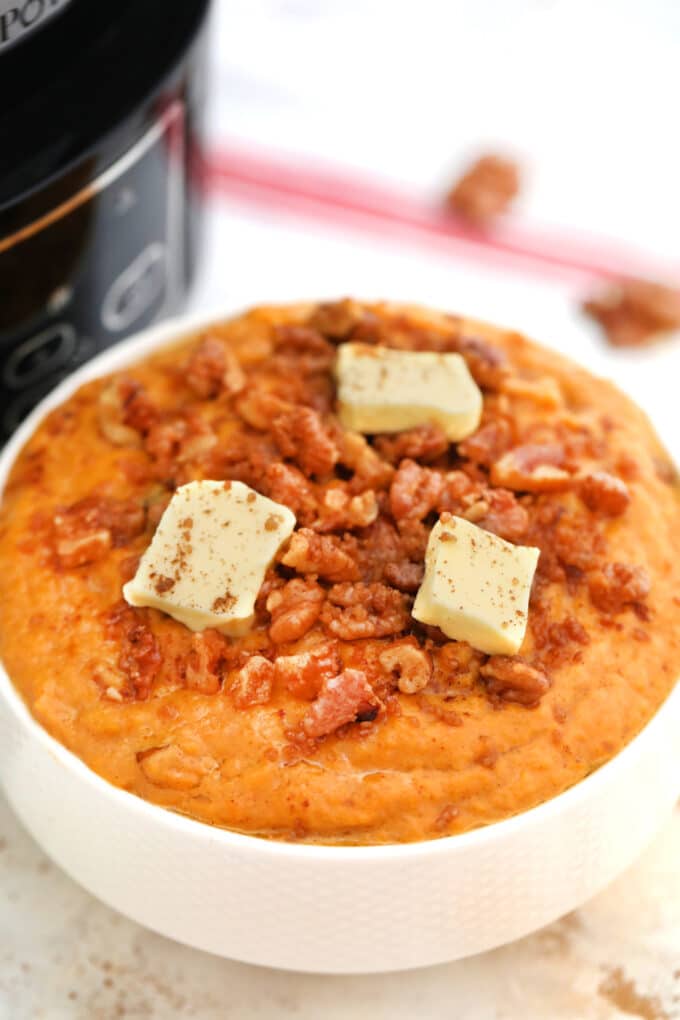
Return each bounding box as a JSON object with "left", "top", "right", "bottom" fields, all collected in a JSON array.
[{"left": 0, "top": 300, "right": 678, "bottom": 845}]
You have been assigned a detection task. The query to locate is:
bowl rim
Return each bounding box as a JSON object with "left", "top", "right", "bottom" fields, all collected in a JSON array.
[{"left": 1, "top": 305, "right": 678, "bottom": 862}]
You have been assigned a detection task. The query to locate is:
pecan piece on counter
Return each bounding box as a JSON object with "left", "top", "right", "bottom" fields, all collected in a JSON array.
[
  {"left": 583, "top": 277, "right": 680, "bottom": 347},
  {"left": 447, "top": 154, "right": 521, "bottom": 225}
]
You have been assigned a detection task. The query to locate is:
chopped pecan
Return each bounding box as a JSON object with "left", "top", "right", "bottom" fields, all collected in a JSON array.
[
  {"left": 109, "top": 606, "right": 161, "bottom": 701},
  {"left": 455, "top": 336, "right": 510, "bottom": 390},
  {"left": 274, "top": 643, "right": 341, "bottom": 700},
  {"left": 271, "top": 405, "right": 339, "bottom": 477},
  {"left": 322, "top": 582, "right": 409, "bottom": 640},
  {"left": 262, "top": 463, "right": 318, "bottom": 525},
  {"left": 314, "top": 487, "right": 378, "bottom": 532},
  {"left": 228, "top": 655, "right": 274, "bottom": 708},
  {"left": 480, "top": 656, "right": 551, "bottom": 707},
  {"left": 267, "top": 578, "right": 325, "bottom": 643},
  {"left": 145, "top": 415, "right": 217, "bottom": 477},
  {"left": 185, "top": 334, "right": 245, "bottom": 398},
  {"left": 53, "top": 495, "right": 145, "bottom": 566},
  {"left": 281, "top": 529, "right": 359, "bottom": 582},
  {"left": 490, "top": 443, "right": 572, "bottom": 492},
  {"left": 336, "top": 430, "right": 395, "bottom": 491},
  {"left": 583, "top": 277, "right": 680, "bottom": 347},
  {"left": 375, "top": 424, "right": 449, "bottom": 465},
  {"left": 588, "top": 562, "right": 651, "bottom": 614},
  {"left": 396, "top": 518, "right": 430, "bottom": 561},
  {"left": 234, "top": 389, "right": 291, "bottom": 430},
  {"left": 530, "top": 613, "right": 590, "bottom": 670},
  {"left": 272, "top": 324, "right": 335, "bottom": 373},
  {"left": 579, "top": 472, "right": 630, "bottom": 517},
  {"left": 436, "top": 470, "right": 483, "bottom": 513},
  {"left": 98, "top": 378, "right": 150, "bottom": 446},
  {"left": 309, "top": 298, "right": 365, "bottom": 339},
  {"left": 383, "top": 560, "right": 424, "bottom": 593},
  {"left": 184, "top": 630, "right": 230, "bottom": 694},
  {"left": 389, "top": 459, "right": 443, "bottom": 520},
  {"left": 466, "top": 488, "right": 529, "bottom": 543},
  {"left": 379, "top": 642, "right": 432, "bottom": 694},
  {"left": 501, "top": 375, "right": 563, "bottom": 409},
  {"left": 302, "top": 668, "right": 378, "bottom": 738},
  {"left": 447, "top": 154, "right": 520, "bottom": 224},
  {"left": 552, "top": 514, "right": 604, "bottom": 571},
  {"left": 458, "top": 419, "right": 513, "bottom": 466}
]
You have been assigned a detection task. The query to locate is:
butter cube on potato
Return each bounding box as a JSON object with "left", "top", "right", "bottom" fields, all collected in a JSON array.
[
  {"left": 335, "top": 343, "right": 482, "bottom": 441},
  {"left": 412, "top": 515, "right": 539, "bottom": 655},
  {"left": 123, "top": 480, "right": 295, "bottom": 634}
]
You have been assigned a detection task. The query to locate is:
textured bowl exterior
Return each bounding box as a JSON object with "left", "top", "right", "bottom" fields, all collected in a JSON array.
[{"left": 0, "top": 312, "right": 678, "bottom": 974}]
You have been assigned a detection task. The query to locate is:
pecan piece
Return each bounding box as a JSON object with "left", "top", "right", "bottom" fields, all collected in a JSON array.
[
  {"left": 280, "top": 529, "right": 360, "bottom": 582},
  {"left": 314, "top": 487, "right": 378, "bottom": 532},
  {"left": 458, "top": 419, "right": 513, "bottom": 467},
  {"left": 267, "top": 578, "right": 325, "bottom": 644},
  {"left": 271, "top": 406, "right": 339, "bottom": 477},
  {"left": 583, "top": 277, "right": 680, "bottom": 347},
  {"left": 375, "top": 424, "right": 449, "bottom": 465},
  {"left": 322, "top": 582, "right": 409, "bottom": 640},
  {"left": 447, "top": 154, "right": 520, "bottom": 224},
  {"left": 490, "top": 443, "right": 571, "bottom": 492},
  {"left": 186, "top": 334, "right": 245, "bottom": 398},
  {"left": 302, "top": 668, "right": 378, "bottom": 738},
  {"left": 274, "top": 644, "right": 341, "bottom": 701},
  {"left": 228, "top": 655, "right": 274, "bottom": 708},
  {"left": 379, "top": 642, "right": 432, "bottom": 694},
  {"left": 309, "top": 298, "right": 365, "bottom": 340},
  {"left": 389, "top": 459, "right": 443, "bottom": 520},
  {"left": 579, "top": 472, "right": 630, "bottom": 517},
  {"left": 588, "top": 563, "right": 651, "bottom": 614},
  {"left": 480, "top": 656, "right": 551, "bottom": 707}
]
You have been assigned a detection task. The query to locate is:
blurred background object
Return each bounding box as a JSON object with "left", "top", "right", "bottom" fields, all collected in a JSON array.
[{"left": 0, "top": 0, "right": 211, "bottom": 438}]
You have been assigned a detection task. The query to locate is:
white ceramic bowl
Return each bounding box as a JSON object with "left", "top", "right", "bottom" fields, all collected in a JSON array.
[{"left": 0, "top": 312, "right": 678, "bottom": 975}]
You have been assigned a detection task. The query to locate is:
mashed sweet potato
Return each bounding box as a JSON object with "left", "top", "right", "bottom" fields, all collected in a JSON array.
[{"left": 0, "top": 300, "right": 678, "bottom": 844}]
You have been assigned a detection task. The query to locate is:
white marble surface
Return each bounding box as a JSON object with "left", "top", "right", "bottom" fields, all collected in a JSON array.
[{"left": 1, "top": 792, "right": 678, "bottom": 1019}]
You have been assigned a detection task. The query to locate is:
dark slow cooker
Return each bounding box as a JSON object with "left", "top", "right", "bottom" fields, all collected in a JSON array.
[{"left": 0, "top": 0, "right": 211, "bottom": 438}]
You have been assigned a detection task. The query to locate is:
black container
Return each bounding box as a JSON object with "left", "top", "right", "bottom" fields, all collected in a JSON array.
[{"left": 0, "top": 0, "right": 211, "bottom": 439}]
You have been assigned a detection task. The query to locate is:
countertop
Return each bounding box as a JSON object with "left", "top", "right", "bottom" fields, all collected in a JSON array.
[{"left": 1, "top": 794, "right": 678, "bottom": 1019}]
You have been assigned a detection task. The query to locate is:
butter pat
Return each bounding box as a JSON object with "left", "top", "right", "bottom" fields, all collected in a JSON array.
[
  {"left": 412, "top": 515, "right": 540, "bottom": 655},
  {"left": 123, "top": 480, "right": 295, "bottom": 634},
  {"left": 335, "top": 343, "right": 482, "bottom": 440}
]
